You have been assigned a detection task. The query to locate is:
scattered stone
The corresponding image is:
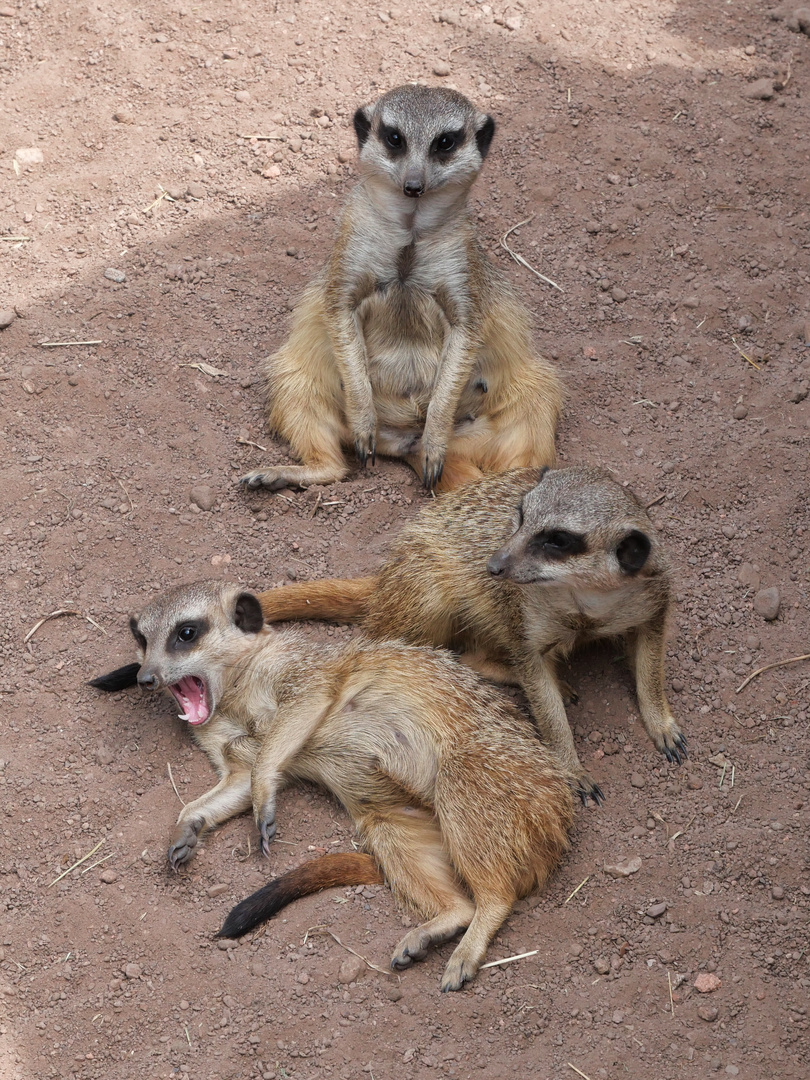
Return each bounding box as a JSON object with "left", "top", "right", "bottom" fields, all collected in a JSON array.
[
  {"left": 187, "top": 182, "right": 206, "bottom": 199},
  {"left": 14, "top": 147, "right": 44, "bottom": 166},
  {"left": 216, "top": 938, "right": 237, "bottom": 951},
  {"left": 699, "top": 1005, "right": 719, "bottom": 1022},
  {"left": 746, "top": 634, "right": 761, "bottom": 651},
  {"left": 721, "top": 524, "right": 737, "bottom": 539},
  {"left": 386, "top": 985, "right": 403, "bottom": 1002},
  {"left": 682, "top": 296, "right": 699, "bottom": 309},
  {"left": 694, "top": 972, "right": 721, "bottom": 993},
  {"left": 100, "top": 869, "right": 118, "bottom": 884},
  {"left": 437, "top": 10, "right": 457, "bottom": 25},
  {"left": 124, "top": 963, "right": 142, "bottom": 980},
  {"left": 503, "top": 15, "right": 522, "bottom": 30},
  {"left": 738, "top": 562, "right": 760, "bottom": 591},
  {"left": 113, "top": 109, "right": 134, "bottom": 124},
  {"left": 771, "top": 886, "right": 785, "bottom": 900},
  {"left": 788, "top": 383, "right": 809, "bottom": 403},
  {"left": 604, "top": 856, "right": 642, "bottom": 878},
  {"left": 235, "top": 90, "right": 251, "bottom": 103},
  {"left": 753, "top": 586, "right": 780, "bottom": 621},
  {"left": 337, "top": 149, "right": 352, "bottom": 163},
  {"left": 286, "top": 247, "right": 299, "bottom": 257},
  {"left": 585, "top": 220, "right": 601, "bottom": 234},
  {"left": 647, "top": 902, "right": 667, "bottom": 918},
  {"left": 262, "top": 165, "right": 281, "bottom": 179},
  {"left": 661, "top": 461, "right": 675, "bottom": 474},
  {"left": 0, "top": 310, "right": 16, "bottom": 330},
  {"left": 338, "top": 956, "right": 365, "bottom": 984},
  {"left": 207, "top": 883, "right": 229, "bottom": 897},
  {"left": 104, "top": 268, "right": 126, "bottom": 283},
  {"left": 744, "top": 78, "right": 775, "bottom": 100},
  {"left": 687, "top": 776, "right": 704, "bottom": 790},
  {"left": 733, "top": 403, "right": 748, "bottom": 419},
  {"left": 593, "top": 956, "right": 611, "bottom": 975},
  {"left": 190, "top": 484, "right": 216, "bottom": 512},
  {"left": 0, "top": 7, "right": 16, "bottom": 16},
  {"left": 630, "top": 772, "right": 646, "bottom": 789},
  {"left": 610, "top": 286, "right": 628, "bottom": 303},
  {"left": 433, "top": 61, "right": 450, "bottom": 76}
]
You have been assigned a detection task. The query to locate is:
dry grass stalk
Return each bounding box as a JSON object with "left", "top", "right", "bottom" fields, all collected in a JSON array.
[
  {"left": 480, "top": 949, "right": 538, "bottom": 970},
  {"left": 667, "top": 969, "right": 675, "bottom": 1017},
  {"left": 735, "top": 653, "right": 810, "bottom": 694},
  {"left": 730, "top": 335, "right": 761, "bottom": 370},
  {"left": 303, "top": 925, "right": 395, "bottom": 978},
  {"left": 567, "top": 1064, "right": 593, "bottom": 1080},
  {"left": 500, "top": 216, "right": 563, "bottom": 292},
  {"left": 564, "top": 876, "right": 590, "bottom": 904},
  {"left": 237, "top": 435, "right": 268, "bottom": 452},
  {"left": 24, "top": 608, "right": 104, "bottom": 644},
  {"left": 49, "top": 839, "right": 105, "bottom": 887},
  {"left": 40, "top": 340, "right": 102, "bottom": 347},
  {"left": 167, "top": 762, "right": 186, "bottom": 806}
]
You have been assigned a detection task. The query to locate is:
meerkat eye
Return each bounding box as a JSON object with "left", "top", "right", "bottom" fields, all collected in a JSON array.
[
  {"left": 529, "top": 529, "right": 587, "bottom": 559},
  {"left": 386, "top": 130, "right": 404, "bottom": 149},
  {"left": 177, "top": 625, "right": 198, "bottom": 643},
  {"left": 435, "top": 133, "right": 456, "bottom": 153}
]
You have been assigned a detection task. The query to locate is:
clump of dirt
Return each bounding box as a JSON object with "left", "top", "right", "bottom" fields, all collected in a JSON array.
[{"left": 1, "top": 2, "right": 808, "bottom": 1079}]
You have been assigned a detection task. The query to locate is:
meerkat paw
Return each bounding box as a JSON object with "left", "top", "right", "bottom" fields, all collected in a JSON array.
[
  {"left": 168, "top": 821, "right": 201, "bottom": 870},
  {"left": 257, "top": 812, "right": 277, "bottom": 857},
  {"left": 421, "top": 444, "right": 446, "bottom": 492},
  {"left": 239, "top": 469, "right": 297, "bottom": 492},
  {"left": 440, "top": 950, "right": 479, "bottom": 993},
  {"left": 558, "top": 679, "right": 580, "bottom": 707},
  {"left": 353, "top": 431, "right": 377, "bottom": 469},
  {"left": 571, "top": 770, "right": 605, "bottom": 807},
  {"left": 652, "top": 723, "right": 688, "bottom": 766},
  {"left": 391, "top": 929, "right": 433, "bottom": 970}
]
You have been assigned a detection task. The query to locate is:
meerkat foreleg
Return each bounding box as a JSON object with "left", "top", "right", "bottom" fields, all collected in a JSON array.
[
  {"left": 168, "top": 769, "right": 253, "bottom": 870},
  {"left": 421, "top": 312, "right": 475, "bottom": 490},
  {"left": 520, "top": 655, "right": 604, "bottom": 806},
  {"left": 250, "top": 696, "right": 334, "bottom": 854},
  {"left": 330, "top": 307, "right": 378, "bottom": 468},
  {"left": 627, "top": 619, "right": 687, "bottom": 764}
]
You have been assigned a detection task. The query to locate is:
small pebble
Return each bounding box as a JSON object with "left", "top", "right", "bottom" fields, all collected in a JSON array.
[
  {"left": 610, "top": 286, "right": 628, "bottom": 303},
  {"left": 216, "top": 938, "right": 237, "bottom": 951},
  {"left": 630, "top": 772, "right": 646, "bottom": 789},
  {"left": 647, "top": 902, "right": 667, "bottom": 918},
  {"left": 604, "top": 856, "right": 642, "bottom": 878},
  {"left": 337, "top": 150, "right": 352, "bottom": 164},
  {"left": 698, "top": 1005, "right": 719, "bottom": 1022},
  {"left": 187, "top": 182, "right": 206, "bottom": 199},
  {"left": 504, "top": 14, "right": 522, "bottom": 30},
  {"left": 585, "top": 220, "right": 601, "bottom": 234},
  {"left": 744, "top": 78, "right": 775, "bottom": 100},
  {"left": 234, "top": 90, "right": 251, "bottom": 103},
  {"left": 788, "top": 383, "right": 809, "bottom": 404},
  {"left": 771, "top": 886, "right": 785, "bottom": 900},
  {"left": 753, "top": 586, "right": 780, "bottom": 621},
  {"left": 189, "top": 484, "right": 216, "bottom": 512},
  {"left": 682, "top": 296, "right": 699, "bottom": 309},
  {"left": 733, "top": 404, "right": 748, "bottom": 420},
  {"left": 386, "top": 985, "right": 403, "bottom": 1002},
  {"left": 286, "top": 247, "right": 299, "bottom": 257},
  {"left": 207, "top": 883, "right": 229, "bottom": 897},
  {"left": 694, "top": 972, "right": 721, "bottom": 993},
  {"left": 124, "top": 963, "right": 142, "bottom": 980},
  {"left": 338, "top": 956, "right": 365, "bottom": 984},
  {"left": 113, "top": 109, "right": 134, "bottom": 124},
  {"left": 0, "top": 310, "right": 16, "bottom": 330},
  {"left": 100, "top": 869, "right": 118, "bottom": 884},
  {"left": 104, "top": 268, "right": 126, "bottom": 283},
  {"left": 721, "top": 524, "right": 737, "bottom": 539},
  {"left": 593, "top": 956, "right": 610, "bottom": 975},
  {"left": 433, "top": 62, "right": 450, "bottom": 76},
  {"left": 687, "top": 776, "right": 703, "bottom": 790},
  {"left": 14, "top": 147, "right": 44, "bottom": 166},
  {"left": 661, "top": 461, "right": 675, "bottom": 474}
]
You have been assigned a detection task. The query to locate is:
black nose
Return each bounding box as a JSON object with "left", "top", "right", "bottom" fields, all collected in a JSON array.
[
  {"left": 137, "top": 671, "right": 160, "bottom": 691},
  {"left": 486, "top": 554, "right": 507, "bottom": 577},
  {"left": 403, "top": 182, "right": 424, "bottom": 198}
]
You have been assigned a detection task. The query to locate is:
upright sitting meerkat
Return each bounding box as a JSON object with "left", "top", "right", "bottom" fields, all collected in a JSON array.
[
  {"left": 241, "top": 84, "right": 561, "bottom": 494},
  {"left": 91, "top": 582, "right": 573, "bottom": 992},
  {"left": 254, "top": 467, "right": 686, "bottom": 802}
]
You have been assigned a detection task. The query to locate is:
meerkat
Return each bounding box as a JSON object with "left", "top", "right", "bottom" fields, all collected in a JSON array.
[
  {"left": 90, "top": 581, "right": 573, "bottom": 992},
  {"left": 240, "top": 84, "right": 561, "bottom": 495},
  {"left": 253, "top": 466, "right": 686, "bottom": 803}
]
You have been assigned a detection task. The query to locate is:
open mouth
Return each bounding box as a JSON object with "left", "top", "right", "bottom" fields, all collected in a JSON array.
[{"left": 168, "top": 675, "right": 210, "bottom": 726}]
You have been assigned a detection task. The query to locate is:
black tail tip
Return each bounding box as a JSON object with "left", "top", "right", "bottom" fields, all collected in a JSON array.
[
  {"left": 88, "top": 662, "right": 141, "bottom": 692},
  {"left": 217, "top": 909, "right": 252, "bottom": 940}
]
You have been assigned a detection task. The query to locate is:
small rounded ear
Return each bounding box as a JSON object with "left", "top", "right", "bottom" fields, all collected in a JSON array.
[
  {"left": 616, "top": 529, "right": 651, "bottom": 575},
  {"left": 475, "top": 115, "right": 496, "bottom": 160},
  {"left": 353, "top": 106, "right": 372, "bottom": 148},
  {"left": 233, "top": 592, "right": 264, "bottom": 634}
]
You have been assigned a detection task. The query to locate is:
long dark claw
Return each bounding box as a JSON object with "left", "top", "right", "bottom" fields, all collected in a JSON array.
[{"left": 259, "top": 817, "right": 276, "bottom": 857}]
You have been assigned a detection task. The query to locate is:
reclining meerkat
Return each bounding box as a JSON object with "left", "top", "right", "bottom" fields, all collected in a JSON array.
[
  {"left": 90, "top": 581, "right": 573, "bottom": 992},
  {"left": 254, "top": 466, "right": 686, "bottom": 803},
  {"left": 240, "top": 83, "right": 561, "bottom": 494}
]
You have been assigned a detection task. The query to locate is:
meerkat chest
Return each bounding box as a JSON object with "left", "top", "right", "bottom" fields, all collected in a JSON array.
[{"left": 524, "top": 584, "right": 645, "bottom": 650}]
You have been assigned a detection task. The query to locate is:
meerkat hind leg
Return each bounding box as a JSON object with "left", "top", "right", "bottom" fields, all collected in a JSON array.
[{"left": 440, "top": 898, "right": 514, "bottom": 993}]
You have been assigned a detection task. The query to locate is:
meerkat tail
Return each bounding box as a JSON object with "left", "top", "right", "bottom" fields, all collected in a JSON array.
[
  {"left": 219, "top": 853, "right": 383, "bottom": 938},
  {"left": 257, "top": 578, "right": 376, "bottom": 624},
  {"left": 88, "top": 662, "right": 141, "bottom": 692}
]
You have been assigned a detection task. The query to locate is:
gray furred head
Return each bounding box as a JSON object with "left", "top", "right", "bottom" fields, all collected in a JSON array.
[
  {"left": 486, "top": 467, "right": 667, "bottom": 589},
  {"left": 353, "top": 84, "right": 495, "bottom": 200}
]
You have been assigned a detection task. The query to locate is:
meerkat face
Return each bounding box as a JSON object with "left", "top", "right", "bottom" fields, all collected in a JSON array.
[
  {"left": 353, "top": 84, "right": 495, "bottom": 200},
  {"left": 130, "top": 583, "right": 264, "bottom": 726},
  {"left": 486, "top": 467, "right": 661, "bottom": 590}
]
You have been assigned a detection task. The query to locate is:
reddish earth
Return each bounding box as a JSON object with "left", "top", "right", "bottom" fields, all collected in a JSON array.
[{"left": 1, "top": 1, "right": 809, "bottom": 1078}]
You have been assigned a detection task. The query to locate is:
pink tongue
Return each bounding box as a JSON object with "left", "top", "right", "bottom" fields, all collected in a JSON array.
[{"left": 171, "top": 676, "right": 209, "bottom": 725}]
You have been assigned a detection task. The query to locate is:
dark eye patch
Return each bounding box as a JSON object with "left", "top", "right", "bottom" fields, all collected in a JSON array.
[
  {"left": 527, "top": 529, "right": 586, "bottom": 560},
  {"left": 169, "top": 619, "right": 209, "bottom": 651},
  {"left": 431, "top": 129, "right": 465, "bottom": 156},
  {"left": 129, "top": 616, "right": 147, "bottom": 651},
  {"left": 380, "top": 124, "right": 406, "bottom": 156}
]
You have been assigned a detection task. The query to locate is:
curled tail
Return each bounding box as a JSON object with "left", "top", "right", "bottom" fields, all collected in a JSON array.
[
  {"left": 218, "top": 852, "right": 383, "bottom": 939},
  {"left": 257, "top": 577, "right": 375, "bottom": 624}
]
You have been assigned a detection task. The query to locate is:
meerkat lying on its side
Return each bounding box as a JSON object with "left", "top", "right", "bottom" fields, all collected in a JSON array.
[
  {"left": 90, "top": 582, "right": 573, "bottom": 992},
  {"left": 255, "top": 466, "right": 686, "bottom": 804},
  {"left": 240, "top": 84, "right": 561, "bottom": 494}
]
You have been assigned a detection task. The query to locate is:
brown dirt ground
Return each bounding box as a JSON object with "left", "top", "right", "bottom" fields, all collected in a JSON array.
[{"left": 1, "top": 0, "right": 809, "bottom": 1078}]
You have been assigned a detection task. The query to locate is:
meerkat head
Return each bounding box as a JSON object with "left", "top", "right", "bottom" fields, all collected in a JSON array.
[
  {"left": 486, "top": 467, "right": 667, "bottom": 590},
  {"left": 353, "top": 84, "right": 495, "bottom": 201},
  {"left": 129, "top": 581, "right": 264, "bottom": 726}
]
